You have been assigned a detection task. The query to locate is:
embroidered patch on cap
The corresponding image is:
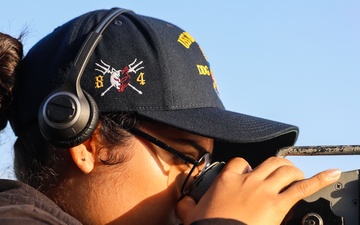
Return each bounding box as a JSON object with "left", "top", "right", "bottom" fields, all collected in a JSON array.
[{"left": 94, "top": 58, "right": 144, "bottom": 96}]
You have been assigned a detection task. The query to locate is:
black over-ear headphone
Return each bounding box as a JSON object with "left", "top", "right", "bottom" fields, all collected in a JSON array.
[{"left": 38, "top": 8, "right": 131, "bottom": 148}]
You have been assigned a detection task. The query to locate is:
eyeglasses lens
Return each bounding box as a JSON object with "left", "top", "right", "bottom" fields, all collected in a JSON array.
[{"left": 182, "top": 152, "right": 211, "bottom": 194}]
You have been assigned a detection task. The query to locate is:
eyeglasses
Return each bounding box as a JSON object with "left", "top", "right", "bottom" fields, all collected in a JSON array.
[{"left": 129, "top": 127, "right": 212, "bottom": 195}]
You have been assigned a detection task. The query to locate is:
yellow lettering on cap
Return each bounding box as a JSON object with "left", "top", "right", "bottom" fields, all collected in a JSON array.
[
  {"left": 95, "top": 75, "right": 104, "bottom": 88},
  {"left": 178, "top": 32, "right": 195, "bottom": 49},
  {"left": 136, "top": 72, "right": 146, "bottom": 85},
  {"left": 197, "top": 65, "right": 210, "bottom": 76}
]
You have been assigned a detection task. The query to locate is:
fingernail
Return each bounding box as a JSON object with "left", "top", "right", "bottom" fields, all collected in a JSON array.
[{"left": 326, "top": 169, "right": 341, "bottom": 179}]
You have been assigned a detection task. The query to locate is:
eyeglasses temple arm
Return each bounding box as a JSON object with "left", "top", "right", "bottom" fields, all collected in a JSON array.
[{"left": 129, "top": 128, "right": 198, "bottom": 165}]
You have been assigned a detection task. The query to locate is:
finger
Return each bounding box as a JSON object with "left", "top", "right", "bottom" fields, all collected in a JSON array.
[
  {"left": 176, "top": 195, "right": 197, "bottom": 224},
  {"left": 281, "top": 169, "right": 341, "bottom": 203},
  {"left": 223, "top": 157, "right": 252, "bottom": 174},
  {"left": 252, "top": 157, "right": 294, "bottom": 179},
  {"left": 265, "top": 165, "right": 304, "bottom": 192}
]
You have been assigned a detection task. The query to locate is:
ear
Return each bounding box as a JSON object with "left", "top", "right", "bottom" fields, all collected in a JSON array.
[
  {"left": 69, "top": 125, "right": 102, "bottom": 174},
  {"left": 70, "top": 141, "right": 94, "bottom": 174}
]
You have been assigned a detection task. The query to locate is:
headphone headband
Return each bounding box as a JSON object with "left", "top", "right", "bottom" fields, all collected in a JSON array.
[{"left": 71, "top": 8, "right": 132, "bottom": 84}]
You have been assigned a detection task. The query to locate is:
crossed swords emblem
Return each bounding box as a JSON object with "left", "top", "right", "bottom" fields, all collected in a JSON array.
[{"left": 95, "top": 59, "right": 144, "bottom": 96}]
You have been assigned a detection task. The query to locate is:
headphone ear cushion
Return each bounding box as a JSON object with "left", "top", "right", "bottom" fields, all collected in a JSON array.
[
  {"left": 69, "top": 90, "right": 99, "bottom": 147},
  {"left": 39, "top": 90, "right": 99, "bottom": 148}
]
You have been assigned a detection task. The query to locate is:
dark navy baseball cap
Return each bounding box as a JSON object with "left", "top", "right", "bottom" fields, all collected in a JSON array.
[{"left": 11, "top": 8, "right": 298, "bottom": 159}]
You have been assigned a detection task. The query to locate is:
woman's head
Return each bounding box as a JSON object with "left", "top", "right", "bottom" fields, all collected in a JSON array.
[{"left": 1, "top": 7, "right": 299, "bottom": 225}]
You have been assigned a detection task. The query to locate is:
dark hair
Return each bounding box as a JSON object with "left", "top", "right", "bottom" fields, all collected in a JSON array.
[
  {"left": 0, "top": 33, "right": 58, "bottom": 189},
  {"left": 96, "top": 112, "right": 139, "bottom": 165},
  {"left": 0, "top": 32, "right": 23, "bottom": 129}
]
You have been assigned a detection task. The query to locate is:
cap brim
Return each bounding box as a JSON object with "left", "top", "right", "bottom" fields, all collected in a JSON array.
[{"left": 137, "top": 107, "right": 298, "bottom": 144}]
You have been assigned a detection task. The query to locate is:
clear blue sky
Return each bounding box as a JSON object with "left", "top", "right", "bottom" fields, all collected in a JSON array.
[{"left": 1, "top": 1, "right": 360, "bottom": 179}]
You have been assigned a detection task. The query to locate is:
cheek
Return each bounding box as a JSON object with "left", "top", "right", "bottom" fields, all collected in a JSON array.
[
  {"left": 108, "top": 148, "right": 181, "bottom": 223},
  {"left": 121, "top": 147, "right": 180, "bottom": 206},
  {"left": 168, "top": 165, "right": 188, "bottom": 195}
]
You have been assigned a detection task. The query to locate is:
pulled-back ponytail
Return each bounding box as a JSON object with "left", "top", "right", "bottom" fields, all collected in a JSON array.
[{"left": 0, "top": 32, "right": 23, "bottom": 130}]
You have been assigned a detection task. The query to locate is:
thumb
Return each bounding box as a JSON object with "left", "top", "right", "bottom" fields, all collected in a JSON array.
[{"left": 176, "top": 196, "right": 197, "bottom": 224}]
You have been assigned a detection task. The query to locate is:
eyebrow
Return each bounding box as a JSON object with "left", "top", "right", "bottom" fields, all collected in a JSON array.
[{"left": 174, "top": 138, "right": 210, "bottom": 156}]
